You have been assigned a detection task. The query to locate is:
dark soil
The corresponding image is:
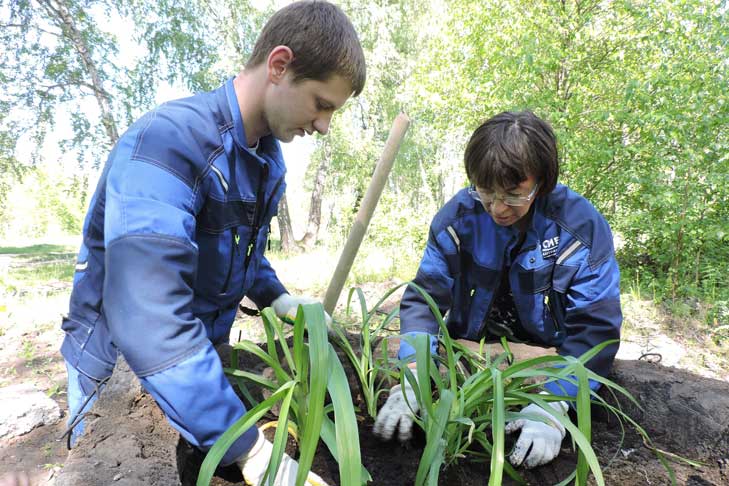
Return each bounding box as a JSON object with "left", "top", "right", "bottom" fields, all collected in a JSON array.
[{"left": 55, "top": 341, "right": 729, "bottom": 486}]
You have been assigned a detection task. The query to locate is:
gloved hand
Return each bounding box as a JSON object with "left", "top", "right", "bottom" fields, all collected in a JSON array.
[
  {"left": 271, "top": 293, "right": 332, "bottom": 328},
  {"left": 237, "top": 429, "right": 329, "bottom": 486},
  {"left": 505, "top": 398, "right": 568, "bottom": 468},
  {"left": 373, "top": 372, "right": 419, "bottom": 441}
]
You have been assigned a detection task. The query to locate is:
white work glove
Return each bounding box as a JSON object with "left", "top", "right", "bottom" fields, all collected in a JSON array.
[
  {"left": 373, "top": 372, "right": 419, "bottom": 442},
  {"left": 505, "top": 398, "right": 569, "bottom": 469},
  {"left": 237, "top": 429, "right": 329, "bottom": 486},
  {"left": 271, "top": 293, "right": 332, "bottom": 328}
]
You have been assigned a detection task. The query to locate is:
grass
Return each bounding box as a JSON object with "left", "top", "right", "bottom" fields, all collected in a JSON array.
[
  {"left": 20, "top": 339, "right": 36, "bottom": 361},
  {"left": 0, "top": 243, "right": 75, "bottom": 293},
  {"left": 8, "top": 261, "right": 75, "bottom": 284},
  {"left": 0, "top": 243, "right": 75, "bottom": 255}
]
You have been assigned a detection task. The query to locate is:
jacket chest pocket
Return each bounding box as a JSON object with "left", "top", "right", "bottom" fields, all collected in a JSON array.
[
  {"left": 516, "top": 262, "right": 553, "bottom": 294},
  {"left": 195, "top": 197, "right": 257, "bottom": 299},
  {"left": 542, "top": 264, "right": 579, "bottom": 344},
  {"left": 515, "top": 263, "right": 556, "bottom": 342}
]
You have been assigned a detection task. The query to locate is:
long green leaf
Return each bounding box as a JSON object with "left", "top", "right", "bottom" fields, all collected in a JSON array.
[
  {"left": 488, "top": 368, "right": 505, "bottom": 486},
  {"left": 223, "top": 368, "right": 278, "bottom": 390},
  {"left": 233, "top": 340, "right": 291, "bottom": 383},
  {"left": 320, "top": 417, "right": 373, "bottom": 483},
  {"left": 197, "top": 381, "right": 296, "bottom": 486},
  {"left": 262, "top": 307, "right": 296, "bottom": 375},
  {"left": 263, "top": 384, "right": 296, "bottom": 486},
  {"left": 415, "top": 389, "right": 454, "bottom": 486},
  {"left": 569, "top": 358, "right": 592, "bottom": 486},
  {"left": 326, "top": 344, "right": 363, "bottom": 485},
  {"left": 294, "top": 303, "right": 329, "bottom": 486},
  {"left": 414, "top": 333, "right": 434, "bottom": 413},
  {"left": 404, "top": 281, "right": 458, "bottom": 392}
]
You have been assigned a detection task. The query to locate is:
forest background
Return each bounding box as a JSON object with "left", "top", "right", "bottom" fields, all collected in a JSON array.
[{"left": 1, "top": 0, "right": 727, "bottom": 331}]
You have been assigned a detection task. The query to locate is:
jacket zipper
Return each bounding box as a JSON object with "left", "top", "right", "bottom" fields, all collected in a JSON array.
[
  {"left": 220, "top": 226, "right": 240, "bottom": 294},
  {"left": 545, "top": 290, "right": 565, "bottom": 335},
  {"left": 242, "top": 164, "right": 271, "bottom": 279}
]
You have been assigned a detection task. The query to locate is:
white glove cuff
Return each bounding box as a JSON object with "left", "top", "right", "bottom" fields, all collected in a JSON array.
[
  {"left": 271, "top": 293, "right": 295, "bottom": 317},
  {"left": 237, "top": 428, "right": 265, "bottom": 463}
]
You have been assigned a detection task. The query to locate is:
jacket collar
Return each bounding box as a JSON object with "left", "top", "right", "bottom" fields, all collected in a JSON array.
[{"left": 222, "top": 78, "right": 283, "bottom": 167}]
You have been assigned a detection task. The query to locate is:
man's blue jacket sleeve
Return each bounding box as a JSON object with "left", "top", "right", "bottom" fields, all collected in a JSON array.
[{"left": 103, "top": 147, "right": 256, "bottom": 461}]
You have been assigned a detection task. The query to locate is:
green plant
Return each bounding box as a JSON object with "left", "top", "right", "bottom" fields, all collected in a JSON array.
[
  {"left": 42, "top": 442, "right": 54, "bottom": 458},
  {"left": 401, "top": 282, "right": 686, "bottom": 486},
  {"left": 329, "top": 286, "right": 402, "bottom": 418},
  {"left": 46, "top": 382, "right": 64, "bottom": 399},
  {"left": 20, "top": 339, "right": 35, "bottom": 362},
  {"left": 198, "top": 303, "right": 368, "bottom": 486}
]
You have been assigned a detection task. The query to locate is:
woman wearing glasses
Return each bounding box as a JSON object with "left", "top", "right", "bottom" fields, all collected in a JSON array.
[{"left": 374, "top": 111, "right": 622, "bottom": 469}]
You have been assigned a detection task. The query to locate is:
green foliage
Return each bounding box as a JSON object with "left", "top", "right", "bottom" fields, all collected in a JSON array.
[
  {"left": 0, "top": 243, "right": 75, "bottom": 293},
  {"left": 0, "top": 165, "right": 86, "bottom": 239},
  {"left": 2, "top": 0, "right": 726, "bottom": 310},
  {"left": 401, "top": 282, "right": 682, "bottom": 485},
  {"left": 0, "top": 243, "right": 73, "bottom": 255},
  {"left": 202, "top": 303, "right": 368, "bottom": 486},
  {"left": 0, "top": 0, "right": 263, "bottom": 212},
  {"left": 7, "top": 261, "right": 74, "bottom": 287},
  {"left": 330, "top": 286, "right": 402, "bottom": 418}
]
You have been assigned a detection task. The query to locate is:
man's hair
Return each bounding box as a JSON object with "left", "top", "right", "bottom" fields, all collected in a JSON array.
[
  {"left": 246, "top": 1, "right": 366, "bottom": 96},
  {"left": 464, "top": 111, "right": 559, "bottom": 196}
]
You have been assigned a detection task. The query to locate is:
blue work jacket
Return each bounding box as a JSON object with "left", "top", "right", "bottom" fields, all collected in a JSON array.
[
  {"left": 60, "top": 79, "right": 286, "bottom": 463},
  {"left": 399, "top": 185, "right": 622, "bottom": 397}
]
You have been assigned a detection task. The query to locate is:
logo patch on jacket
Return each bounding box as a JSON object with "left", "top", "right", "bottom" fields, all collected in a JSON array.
[{"left": 541, "top": 236, "right": 560, "bottom": 259}]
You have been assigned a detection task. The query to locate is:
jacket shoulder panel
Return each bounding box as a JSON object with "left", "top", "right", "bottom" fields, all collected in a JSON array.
[
  {"left": 430, "top": 188, "right": 481, "bottom": 238},
  {"left": 129, "top": 92, "right": 227, "bottom": 189},
  {"left": 543, "top": 185, "right": 615, "bottom": 269}
]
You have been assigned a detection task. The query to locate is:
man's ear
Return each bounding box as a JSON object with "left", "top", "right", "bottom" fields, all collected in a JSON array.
[{"left": 267, "top": 46, "right": 294, "bottom": 84}]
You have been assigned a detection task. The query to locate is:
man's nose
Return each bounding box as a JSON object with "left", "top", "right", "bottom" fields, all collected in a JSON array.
[{"left": 313, "top": 113, "right": 332, "bottom": 135}]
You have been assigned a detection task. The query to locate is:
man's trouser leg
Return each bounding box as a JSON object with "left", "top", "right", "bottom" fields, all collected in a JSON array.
[{"left": 65, "top": 360, "right": 106, "bottom": 446}]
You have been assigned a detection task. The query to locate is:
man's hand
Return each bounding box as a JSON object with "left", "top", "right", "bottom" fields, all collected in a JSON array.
[
  {"left": 505, "top": 399, "right": 568, "bottom": 468},
  {"left": 271, "top": 294, "right": 332, "bottom": 327},
  {"left": 237, "top": 429, "right": 329, "bottom": 486},
  {"left": 373, "top": 373, "right": 419, "bottom": 442}
]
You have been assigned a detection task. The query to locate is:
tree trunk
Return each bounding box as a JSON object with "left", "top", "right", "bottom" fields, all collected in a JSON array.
[
  {"left": 38, "top": 0, "right": 119, "bottom": 146},
  {"left": 299, "top": 152, "right": 330, "bottom": 249},
  {"left": 277, "top": 194, "right": 297, "bottom": 253}
]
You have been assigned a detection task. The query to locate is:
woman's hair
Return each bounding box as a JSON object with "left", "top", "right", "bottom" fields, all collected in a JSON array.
[{"left": 464, "top": 111, "right": 559, "bottom": 195}]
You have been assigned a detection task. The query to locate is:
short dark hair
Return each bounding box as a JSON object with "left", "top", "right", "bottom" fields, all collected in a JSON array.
[
  {"left": 464, "top": 111, "right": 559, "bottom": 196},
  {"left": 246, "top": 1, "right": 366, "bottom": 96}
]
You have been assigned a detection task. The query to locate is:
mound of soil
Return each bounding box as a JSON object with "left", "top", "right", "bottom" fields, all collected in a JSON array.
[
  {"left": 54, "top": 348, "right": 729, "bottom": 486},
  {"left": 53, "top": 359, "right": 181, "bottom": 486}
]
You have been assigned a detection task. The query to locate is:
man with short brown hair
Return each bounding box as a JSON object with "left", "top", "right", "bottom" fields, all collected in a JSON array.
[{"left": 61, "top": 2, "right": 365, "bottom": 484}]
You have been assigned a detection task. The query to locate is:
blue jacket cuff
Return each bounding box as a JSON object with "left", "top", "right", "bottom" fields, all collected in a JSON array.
[{"left": 397, "top": 331, "right": 439, "bottom": 362}]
